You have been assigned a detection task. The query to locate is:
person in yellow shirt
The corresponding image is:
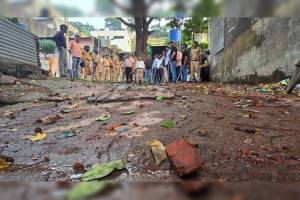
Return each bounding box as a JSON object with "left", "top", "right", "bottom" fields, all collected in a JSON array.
[
  {"left": 112, "top": 54, "right": 120, "bottom": 82},
  {"left": 82, "top": 46, "right": 91, "bottom": 79},
  {"left": 96, "top": 55, "right": 104, "bottom": 81},
  {"left": 190, "top": 41, "right": 201, "bottom": 82},
  {"left": 103, "top": 55, "right": 111, "bottom": 81},
  {"left": 91, "top": 49, "right": 100, "bottom": 80}
]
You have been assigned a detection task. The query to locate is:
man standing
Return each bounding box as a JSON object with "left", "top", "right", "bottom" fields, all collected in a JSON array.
[
  {"left": 68, "top": 34, "right": 82, "bottom": 80},
  {"left": 54, "top": 24, "right": 68, "bottom": 77},
  {"left": 144, "top": 55, "right": 152, "bottom": 83},
  {"left": 180, "top": 43, "right": 188, "bottom": 82},
  {"left": 169, "top": 41, "right": 178, "bottom": 82},
  {"left": 190, "top": 41, "right": 201, "bottom": 82}
]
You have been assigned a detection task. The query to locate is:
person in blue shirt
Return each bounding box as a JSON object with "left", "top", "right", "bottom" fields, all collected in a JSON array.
[{"left": 53, "top": 24, "right": 68, "bottom": 77}]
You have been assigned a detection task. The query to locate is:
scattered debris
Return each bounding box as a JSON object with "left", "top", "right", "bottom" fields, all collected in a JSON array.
[
  {"left": 234, "top": 127, "right": 257, "bottom": 134},
  {"left": 244, "top": 138, "right": 253, "bottom": 144},
  {"left": 81, "top": 160, "right": 125, "bottom": 182},
  {"left": 146, "top": 139, "right": 167, "bottom": 165},
  {"left": 166, "top": 139, "right": 203, "bottom": 177},
  {"left": 36, "top": 114, "right": 63, "bottom": 125}
]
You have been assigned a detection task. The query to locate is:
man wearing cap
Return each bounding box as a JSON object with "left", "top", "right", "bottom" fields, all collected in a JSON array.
[{"left": 54, "top": 24, "right": 68, "bottom": 77}]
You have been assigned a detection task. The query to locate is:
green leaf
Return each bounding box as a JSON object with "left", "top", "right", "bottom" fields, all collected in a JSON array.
[
  {"left": 120, "top": 111, "right": 135, "bottom": 115},
  {"left": 161, "top": 120, "right": 175, "bottom": 128},
  {"left": 81, "top": 160, "right": 125, "bottom": 182},
  {"left": 58, "top": 131, "right": 75, "bottom": 139},
  {"left": 156, "top": 96, "right": 164, "bottom": 102},
  {"left": 96, "top": 113, "right": 111, "bottom": 121},
  {"left": 66, "top": 181, "right": 110, "bottom": 200},
  {"left": 61, "top": 108, "right": 74, "bottom": 113}
]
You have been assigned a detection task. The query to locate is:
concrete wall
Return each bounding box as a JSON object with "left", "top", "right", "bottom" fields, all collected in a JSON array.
[{"left": 210, "top": 18, "right": 300, "bottom": 84}]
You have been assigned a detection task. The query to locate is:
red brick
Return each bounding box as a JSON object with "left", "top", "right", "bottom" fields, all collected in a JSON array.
[{"left": 166, "top": 139, "right": 203, "bottom": 177}]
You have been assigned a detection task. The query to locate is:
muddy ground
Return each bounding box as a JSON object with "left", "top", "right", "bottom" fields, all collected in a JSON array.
[{"left": 0, "top": 76, "right": 299, "bottom": 183}]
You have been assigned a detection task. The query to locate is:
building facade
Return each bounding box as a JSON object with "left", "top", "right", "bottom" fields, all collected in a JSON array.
[
  {"left": 91, "top": 30, "right": 132, "bottom": 53},
  {"left": 210, "top": 18, "right": 300, "bottom": 84}
]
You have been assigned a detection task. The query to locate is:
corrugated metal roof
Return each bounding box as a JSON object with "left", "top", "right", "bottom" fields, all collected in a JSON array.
[{"left": 0, "top": 18, "right": 38, "bottom": 67}]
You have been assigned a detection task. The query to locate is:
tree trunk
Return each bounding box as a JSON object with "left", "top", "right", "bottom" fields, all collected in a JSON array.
[{"left": 134, "top": 17, "right": 148, "bottom": 57}]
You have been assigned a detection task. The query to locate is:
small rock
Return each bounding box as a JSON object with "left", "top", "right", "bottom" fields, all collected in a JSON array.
[
  {"left": 73, "top": 162, "right": 85, "bottom": 174},
  {"left": 43, "top": 155, "right": 50, "bottom": 162},
  {"left": 34, "top": 127, "right": 42, "bottom": 133}
]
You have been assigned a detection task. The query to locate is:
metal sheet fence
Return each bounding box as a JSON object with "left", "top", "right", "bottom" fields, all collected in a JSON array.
[{"left": 0, "top": 18, "right": 39, "bottom": 67}]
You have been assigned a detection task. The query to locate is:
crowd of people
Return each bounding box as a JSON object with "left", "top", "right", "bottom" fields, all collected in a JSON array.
[{"left": 54, "top": 24, "right": 210, "bottom": 83}]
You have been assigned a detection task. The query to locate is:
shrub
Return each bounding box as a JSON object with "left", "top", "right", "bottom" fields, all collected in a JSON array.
[
  {"left": 39, "top": 40, "right": 56, "bottom": 57},
  {"left": 199, "top": 42, "right": 209, "bottom": 50}
]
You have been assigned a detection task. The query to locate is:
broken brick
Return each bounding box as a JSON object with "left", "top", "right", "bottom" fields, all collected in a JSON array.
[{"left": 166, "top": 139, "right": 203, "bottom": 177}]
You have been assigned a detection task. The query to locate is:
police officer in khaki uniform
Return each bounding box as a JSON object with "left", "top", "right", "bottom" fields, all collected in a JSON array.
[{"left": 190, "top": 41, "right": 201, "bottom": 82}]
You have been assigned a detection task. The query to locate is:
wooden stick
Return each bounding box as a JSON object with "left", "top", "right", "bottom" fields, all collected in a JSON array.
[{"left": 230, "top": 122, "right": 299, "bottom": 132}]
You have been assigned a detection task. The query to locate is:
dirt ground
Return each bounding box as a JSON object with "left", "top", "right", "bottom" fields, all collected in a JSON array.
[{"left": 0, "top": 76, "right": 299, "bottom": 185}]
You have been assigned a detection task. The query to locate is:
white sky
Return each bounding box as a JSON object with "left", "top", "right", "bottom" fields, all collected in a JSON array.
[
  {"left": 69, "top": 17, "right": 106, "bottom": 30},
  {"left": 50, "top": 0, "right": 96, "bottom": 15}
]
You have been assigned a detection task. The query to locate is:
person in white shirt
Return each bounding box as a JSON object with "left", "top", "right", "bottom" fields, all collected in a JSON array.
[
  {"left": 152, "top": 54, "right": 163, "bottom": 84},
  {"left": 135, "top": 57, "right": 145, "bottom": 83}
]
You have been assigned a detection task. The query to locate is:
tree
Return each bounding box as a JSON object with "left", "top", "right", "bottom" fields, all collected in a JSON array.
[
  {"left": 96, "top": 0, "right": 156, "bottom": 56},
  {"left": 105, "top": 17, "right": 122, "bottom": 31},
  {"left": 39, "top": 40, "right": 56, "bottom": 58},
  {"left": 70, "top": 21, "right": 97, "bottom": 36},
  {"left": 182, "top": 17, "right": 209, "bottom": 45}
]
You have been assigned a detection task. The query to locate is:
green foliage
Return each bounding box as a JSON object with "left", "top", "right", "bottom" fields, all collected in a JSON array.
[
  {"left": 161, "top": 120, "right": 175, "bottom": 128},
  {"left": 182, "top": 17, "right": 209, "bottom": 45},
  {"left": 70, "top": 21, "right": 97, "bottom": 37},
  {"left": 105, "top": 17, "right": 122, "bottom": 31},
  {"left": 6, "top": 17, "right": 20, "bottom": 24},
  {"left": 166, "top": 18, "right": 182, "bottom": 28},
  {"left": 200, "top": 42, "right": 209, "bottom": 50},
  {"left": 39, "top": 40, "right": 56, "bottom": 55},
  {"left": 193, "top": 0, "right": 221, "bottom": 17}
]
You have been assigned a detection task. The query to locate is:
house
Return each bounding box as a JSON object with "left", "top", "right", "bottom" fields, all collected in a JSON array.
[
  {"left": 69, "top": 36, "right": 99, "bottom": 53},
  {"left": 210, "top": 18, "right": 300, "bottom": 84},
  {"left": 91, "top": 30, "right": 132, "bottom": 52}
]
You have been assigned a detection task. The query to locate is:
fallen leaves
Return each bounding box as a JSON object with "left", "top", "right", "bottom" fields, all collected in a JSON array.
[
  {"left": 120, "top": 110, "right": 135, "bottom": 115},
  {"left": 58, "top": 131, "right": 75, "bottom": 139},
  {"left": 26, "top": 132, "right": 47, "bottom": 142},
  {"left": 146, "top": 139, "right": 167, "bottom": 165},
  {"left": 81, "top": 160, "right": 125, "bottom": 182},
  {"left": 156, "top": 96, "right": 164, "bottom": 102},
  {"left": 161, "top": 120, "right": 175, "bottom": 128},
  {"left": 66, "top": 182, "right": 111, "bottom": 200},
  {"left": 96, "top": 113, "right": 111, "bottom": 122},
  {"left": 0, "top": 159, "right": 10, "bottom": 170}
]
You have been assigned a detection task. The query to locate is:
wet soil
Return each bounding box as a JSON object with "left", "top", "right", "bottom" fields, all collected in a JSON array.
[{"left": 0, "top": 78, "right": 299, "bottom": 182}]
